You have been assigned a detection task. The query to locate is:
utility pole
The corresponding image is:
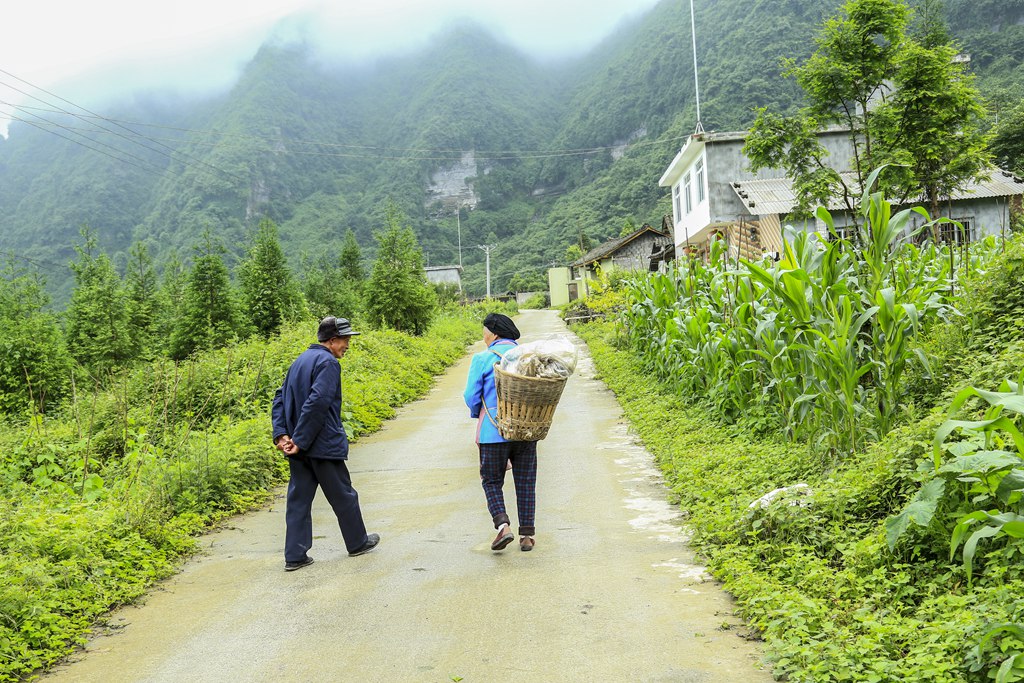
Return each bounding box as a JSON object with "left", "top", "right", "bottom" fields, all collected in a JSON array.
[
  {"left": 456, "top": 206, "right": 463, "bottom": 269},
  {"left": 477, "top": 244, "right": 496, "bottom": 299}
]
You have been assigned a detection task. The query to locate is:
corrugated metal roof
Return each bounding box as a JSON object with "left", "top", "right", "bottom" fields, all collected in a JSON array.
[{"left": 730, "top": 169, "right": 1024, "bottom": 216}]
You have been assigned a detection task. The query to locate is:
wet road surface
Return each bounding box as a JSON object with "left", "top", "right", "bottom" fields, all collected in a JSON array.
[{"left": 45, "top": 309, "right": 772, "bottom": 683}]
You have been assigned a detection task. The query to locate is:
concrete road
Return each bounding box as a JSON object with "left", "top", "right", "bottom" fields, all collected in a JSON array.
[{"left": 46, "top": 310, "right": 772, "bottom": 683}]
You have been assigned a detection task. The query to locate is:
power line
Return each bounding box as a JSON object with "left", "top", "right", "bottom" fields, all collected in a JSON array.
[
  {"left": 0, "top": 249, "right": 70, "bottom": 272},
  {"left": 2, "top": 111, "right": 171, "bottom": 179},
  {"left": 0, "top": 70, "right": 247, "bottom": 183},
  {"left": 4, "top": 100, "right": 689, "bottom": 161}
]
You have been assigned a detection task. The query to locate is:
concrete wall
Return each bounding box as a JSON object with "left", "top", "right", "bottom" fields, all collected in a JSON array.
[
  {"left": 548, "top": 267, "right": 572, "bottom": 307},
  {"left": 516, "top": 291, "right": 545, "bottom": 306},
  {"left": 704, "top": 130, "right": 857, "bottom": 228},
  {"left": 603, "top": 232, "right": 672, "bottom": 271},
  {"left": 908, "top": 196, "right": 1015, "bottom": 239},
  {"left": 425, "top": 267, "right": 462, "bottom": 286}
]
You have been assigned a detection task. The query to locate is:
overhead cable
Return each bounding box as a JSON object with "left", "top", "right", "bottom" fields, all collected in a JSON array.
[
  {"left": 2, "top": 110, "right": 171, "bottom": 179},
  {"left": 0, "top": 249, "right": 70, "bottom": 272},
  {"left": 0, "top": 70, "right": 247, "bottom": 183},
  {"left": 5, "top": 101, "right": 689, "bottom": 161}
]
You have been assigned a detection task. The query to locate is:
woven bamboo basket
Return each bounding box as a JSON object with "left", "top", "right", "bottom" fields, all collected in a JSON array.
[{"left": 493, "top": 363, "right": 569, "bottom": 441}]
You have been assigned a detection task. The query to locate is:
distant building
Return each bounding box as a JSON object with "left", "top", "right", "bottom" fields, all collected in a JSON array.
[
  {"left": 424, "top": 265, "right": 462, "bottom": 290},
  {"left": 659, "top": 129, "right": 1024, "bottom": 260},
  {"left": 548, "top": 267, "right": 573, "bottom": 308},
  {"left": 548, "top": 224, "right": 673, "bottom": 306}
]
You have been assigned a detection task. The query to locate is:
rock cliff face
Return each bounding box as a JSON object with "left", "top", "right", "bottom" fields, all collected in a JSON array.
[
  {"left": 611, "top": 128, "right": 648, "bottom": 161},
  {"left": 427, "top": 151, "right": 480, "bottom": 210},
  {"left": 247, "top": 178, "right": 272, "bottom": 222}
]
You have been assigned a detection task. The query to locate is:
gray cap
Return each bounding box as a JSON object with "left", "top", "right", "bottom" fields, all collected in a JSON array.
[{"left": 317, "top": 316, "right": 361, "bottom": 342}]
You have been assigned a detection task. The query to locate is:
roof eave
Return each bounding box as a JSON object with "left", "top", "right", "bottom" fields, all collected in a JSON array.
[{"left": 659, "top": 135, "right": 705, "bottom": 187}]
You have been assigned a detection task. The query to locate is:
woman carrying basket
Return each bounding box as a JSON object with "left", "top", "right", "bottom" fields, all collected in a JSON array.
[{"left": 463, "top": 313, "right": 538, "bottom": 552}]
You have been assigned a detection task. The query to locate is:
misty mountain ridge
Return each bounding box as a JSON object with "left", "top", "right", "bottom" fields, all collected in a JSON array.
[{"left": 0, "top": 0, "right": 1021, "bottom": 302}]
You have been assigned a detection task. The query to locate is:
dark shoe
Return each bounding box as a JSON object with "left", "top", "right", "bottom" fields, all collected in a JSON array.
[
  {"left": 284, "top": 556, "right": 314, "bottom": 572},
  {"left": 491, "top": 525, "right": 514, "bottom": 551},
  {"left": 349, "top": 533, "right": 380, "bottom": 557},
  {"left": 520, "top": 536, "right": 535, "bottom": 552}
]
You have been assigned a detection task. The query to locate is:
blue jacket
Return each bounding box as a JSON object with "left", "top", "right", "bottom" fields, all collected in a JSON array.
[
  {"left": 464, "top": 339, "right": 517, "bottom": 444},
  {"left": 271, "top": 344, "right": 350, "bottom": 460}
]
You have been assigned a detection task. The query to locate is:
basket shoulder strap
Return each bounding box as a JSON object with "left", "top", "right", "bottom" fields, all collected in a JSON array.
[{"left": 483, "top": 343, "right": 515, "bottom": 432}]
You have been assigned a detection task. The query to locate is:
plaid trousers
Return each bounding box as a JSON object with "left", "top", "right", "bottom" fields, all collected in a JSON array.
[{"left": 479, "top": 441, "right": 537, "bottom": 536}]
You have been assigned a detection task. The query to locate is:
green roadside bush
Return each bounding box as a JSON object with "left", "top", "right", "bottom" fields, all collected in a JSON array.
[
  {"left": 0, "top": 303, "right": 501, "bottom": 682},
  {"left": 579, "top": 320, "right": 1024, "bottom": 682},
  {"left": 575, "top": 224, "right": 1024, "bottom": 683}
]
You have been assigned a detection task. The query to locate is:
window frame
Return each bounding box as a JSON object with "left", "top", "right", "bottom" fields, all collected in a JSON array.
[
  {"left": 683, "top": 172, "right": 693, "bottom": 214},
  {"left": 672, "top": 183, "right": 682, "bottom": 224},
  {"left": 940, "top": 218, "right": 973, "bottom": 245},
  {"left": 695, "top": 157, "right": 705, "bottom": 204}
]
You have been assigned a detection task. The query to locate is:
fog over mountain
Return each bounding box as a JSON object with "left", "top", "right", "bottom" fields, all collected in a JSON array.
[
  {"left": 0, "top": 0, "right": 1021, "bottom": 303},
  {"left": 1, "top": 0, "right": 660, "bottom": 133}
]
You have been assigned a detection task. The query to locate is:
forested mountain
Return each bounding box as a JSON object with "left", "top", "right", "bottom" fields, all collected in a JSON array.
[{"left": 0, "top": 0, "right": 1021, "bottom": 302}]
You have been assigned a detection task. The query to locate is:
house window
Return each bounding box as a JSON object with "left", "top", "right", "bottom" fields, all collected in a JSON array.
[
  {"left": 826, "top": 224, "right": 860, "bottom": 244},
  {"left": 683, "top": 172, "right": 693, "bottom": 214},
  {"left": 695, "top": 157, "right": 705, "bottom": 204},
  {"left": 940, "top": 218, "right": 973, "bottom": 245},
  {"left": 672, "top": 184, "right": 682, "bottom": 224}
]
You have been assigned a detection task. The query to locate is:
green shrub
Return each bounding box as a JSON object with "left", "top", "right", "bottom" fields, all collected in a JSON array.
[
  {"left": 0, "top": 306, "right": 484, "bottom": 680},
  {"left": 521, "top": 292, "right": 548, "bottom": 309},
  {"left": 576, "top": 318, "right": 1024, "bottom": 683}
]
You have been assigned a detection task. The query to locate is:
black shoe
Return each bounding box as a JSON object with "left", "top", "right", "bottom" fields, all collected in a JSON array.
[
  {"left": 349, "top": 533, "right": 380, "bottom": 557},
  {"left": 284, "top": 556, "right": 314, "bottom": 572}
]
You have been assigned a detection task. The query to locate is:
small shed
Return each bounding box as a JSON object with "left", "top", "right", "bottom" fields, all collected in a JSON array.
[
  {"left": 569, "top": 224, "right": 673, "bottom": 279},
  {"left": 424, "top": 265, "right": 463, "bottom": 290},
  {"left": 549, "top": 225, "right": 673, "bottom": 305}
]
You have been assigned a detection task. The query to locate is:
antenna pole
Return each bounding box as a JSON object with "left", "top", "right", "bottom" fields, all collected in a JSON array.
[{"left": 690, "top": 0, "right": 704, "bottom": 134}]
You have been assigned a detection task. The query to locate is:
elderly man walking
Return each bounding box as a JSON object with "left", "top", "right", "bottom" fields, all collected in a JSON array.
[{"left": 271, "top": 316, "right": 380, "bottom": 571}]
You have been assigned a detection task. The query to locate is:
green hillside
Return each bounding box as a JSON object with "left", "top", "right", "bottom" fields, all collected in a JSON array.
[{"left": 0, "top": 0, "right": 1021, "bottom": 302}]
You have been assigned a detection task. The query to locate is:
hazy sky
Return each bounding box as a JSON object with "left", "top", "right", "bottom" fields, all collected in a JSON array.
[{"left": 0, "top": 0, "right": 661, "bottom": 134}]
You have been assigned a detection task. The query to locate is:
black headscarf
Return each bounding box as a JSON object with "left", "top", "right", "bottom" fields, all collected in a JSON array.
[{"left": 483, "top": 313, "right": 520, "bottom": 340}]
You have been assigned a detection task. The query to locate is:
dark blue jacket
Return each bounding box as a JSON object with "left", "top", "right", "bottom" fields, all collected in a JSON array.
[{"left": 271, "top": 344, "right": 350, "bottom": 460}]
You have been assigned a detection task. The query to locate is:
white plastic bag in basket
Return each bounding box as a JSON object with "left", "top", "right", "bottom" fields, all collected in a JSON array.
[{"left": 500, "top": 337, "right": 578, "bottom": 379}]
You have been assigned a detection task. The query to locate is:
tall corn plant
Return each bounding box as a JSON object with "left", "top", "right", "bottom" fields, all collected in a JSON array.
[{"left": 620, "top": 179, "right": 984, "bottom": 458}]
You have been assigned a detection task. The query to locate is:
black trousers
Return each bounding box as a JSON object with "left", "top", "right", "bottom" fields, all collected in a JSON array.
[{"left": 285, "top": 456, "right": 368, "bottom": 561}]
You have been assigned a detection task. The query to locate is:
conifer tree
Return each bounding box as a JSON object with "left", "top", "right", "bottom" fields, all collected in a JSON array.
[
  {"left": 124, "top": 241, "right": 161, "bottom": 360},
  {"left": 365, "top": 204, "right": 436, "bottom": 335},
  {"left": 157, "top": 250, "right": 187, "bottom": 341},
  {"left": 66, "top": 227, "right": 134, "bottom": 375},
  {"left": 0, "top": 262, "right": 71, "bottom": 413},
  {"left": 170, "top": 232, "right": 245, "bottom": 360},
  {"left": 302, "top": 230, "right": 365, "bottom": 321},
  {"left": 339, "top": 228, "right": 364, "bottom": 282},
  {"left": 238, "top": 218, "right": 303, "bottom": 337},
  {"left": 301, "top": 252, "right": 341, "bottom": 320}
]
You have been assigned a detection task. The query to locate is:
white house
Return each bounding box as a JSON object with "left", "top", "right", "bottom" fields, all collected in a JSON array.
[{"left": 659, "top": 129, "right": 1024, "bottom": 260}]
